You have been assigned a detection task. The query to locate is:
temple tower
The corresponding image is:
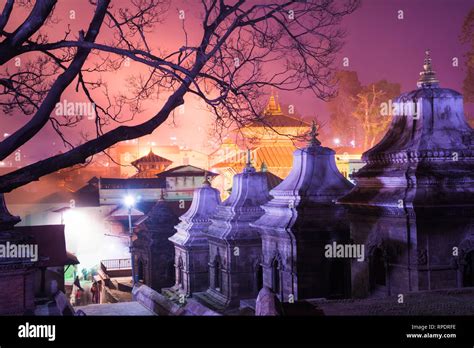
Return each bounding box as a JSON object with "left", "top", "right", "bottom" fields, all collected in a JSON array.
[
  {"left": 252, "top": 122, "right": 354, "bottom": 301},
  {"left": 133, "top": 198, "right": 179, "bottom": 291},
  {"left": 168, "top": 179, "right": 221, "bottom": 296},
  {"left": 131, "top": 149, "right": 172, "bottom": 178},
  {"left": 339, "top": 51, "right": 474, "bottom": 298}
]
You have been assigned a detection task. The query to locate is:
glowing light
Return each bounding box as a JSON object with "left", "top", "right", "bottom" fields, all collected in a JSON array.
[
  {"left": 0, "top": 162, "right": 4, "bottom": 166},
  {"left": 63, "top": 208, "right": 129, "bottom": 269},
  {"left": 3, "top": 133, "right": 9, "bottom": 137},
  {"left": 350, "top": 140, "right": 356, "bottom": 147},
  {"left": 124, "top": 195, "right": 135, "bottom": 208},
  {"left": 334, "top": 138, "right": 341, "bottom": 145}
]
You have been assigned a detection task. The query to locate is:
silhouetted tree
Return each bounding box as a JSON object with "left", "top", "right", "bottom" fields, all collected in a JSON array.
[
  {"left": 352, "top": 80, "right": 400, "bottom": 150},
  {"left": 0, "top": 0, "right": 359, "bottom": 193}
]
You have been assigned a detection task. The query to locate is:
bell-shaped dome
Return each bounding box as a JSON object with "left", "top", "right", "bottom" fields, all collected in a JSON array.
[
  {"left": 208, "top": 156, "right": 270, "bottom": 240},
  {"left": 253, "top": 122, "right": 353, "bottom": 233},
  {"left": 363, "top": 50, "right": 473, "bottom": 162},
  {"left": 169, "top": 180, "right": 221, "bottom": 247},
  {"left": 340, "top": 51, "right": 474, "bottom": 208}
]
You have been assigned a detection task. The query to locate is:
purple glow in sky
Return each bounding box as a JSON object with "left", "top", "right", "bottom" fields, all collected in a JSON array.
[{"left": 1, "top": 0, "right": 473, "bottom": 162}]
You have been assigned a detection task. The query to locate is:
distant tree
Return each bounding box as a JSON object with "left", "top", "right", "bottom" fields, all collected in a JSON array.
[
  {"left": 0, "top": 0, "right": 360, "bottom": 193},
  {"left": 326, "top": 70, "right": 362, "bottom": 145},
  {"left": 351, "top": 80, "right": 400, "bottom": 149},
  {"left": 460, "top": 6, "right": 474, "bottom": 127},
  {"left": 460, "top": 6, "right": 474, "bottom": 102}
]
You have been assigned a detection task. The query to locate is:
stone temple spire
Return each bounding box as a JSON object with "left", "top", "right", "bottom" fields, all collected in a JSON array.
[
  {"left": 417, "top": 50, "right": 439, "bottom": 88},
  {"left": 339, "top": 55, "right": 474, "bottom": 298},
  {"left": 252, "top": 122, "right": 354, "bottom": 300},
  {"left": 308, "top": 120, "right": 321, "bottom": 147},
  {"left": 243, "top": 148, "right": 256, "bottom": 173},
  {"left": 202, "top": 151, "right": 270, "bottom": 309},
  {"left": 168, "top": 180, "right": 221, "bottom": 295}
]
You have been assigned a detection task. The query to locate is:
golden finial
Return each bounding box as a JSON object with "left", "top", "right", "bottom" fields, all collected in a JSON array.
[
  {"left": 264, "top": 87, "right": 283, "bottom": 115},
  {"left": 417, "top": 50, "right": 439, "bottom": 88},
  {"left": 309, "top": 120, "right": 321, "bottom": 146}
]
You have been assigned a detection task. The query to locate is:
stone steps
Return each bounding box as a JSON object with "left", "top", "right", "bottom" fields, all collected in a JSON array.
[{"left": 192, "top": 291, "right": 227, "bottom": 312}]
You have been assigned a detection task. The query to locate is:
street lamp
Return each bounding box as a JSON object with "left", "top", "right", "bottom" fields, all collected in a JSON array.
[{"left": 124, "top": 195, "right": 137, "bottom": 285}]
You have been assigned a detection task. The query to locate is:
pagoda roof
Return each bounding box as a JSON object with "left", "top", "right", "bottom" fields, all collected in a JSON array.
[
  {"left": 247, "top": 91, "right": 311, "bottom": 128},
  {"left": 131, "top": 149, "right": 172, "bottom": 167},
  {"left": 211, "top": 146, "right": 295, "bottom": 170},
  {"left": 156, "top": 165, "right": 218, "bottom": 178},
  {"left": 248, "top": 114, "right": 310, "bottom": 128}
]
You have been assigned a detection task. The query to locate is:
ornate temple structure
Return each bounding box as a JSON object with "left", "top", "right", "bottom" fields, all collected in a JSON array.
[
  {"left": 195, "top": 155, "right": 270, "bottom": 310},
  {"left": 133, "top": 197, "right": 179, "bottom": 291},
  {"left": 131, "top": 149, "right": 172, "bottom": 178},
  {"left": 209, "top": 92, "right": 310, "bottom": 198},
  {"left": 339, "top": 51, "right": 474, "bottom": 298},
  {"left": 168, "top": 179, "right": 221, "bottom": 296},
  {"left": 252, "top": 123, "right": 354, "bottom": 301}
]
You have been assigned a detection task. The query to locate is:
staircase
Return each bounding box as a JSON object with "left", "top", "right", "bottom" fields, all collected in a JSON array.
[{"left": 192, "top": 290, "right": 229, "bottom": 313}]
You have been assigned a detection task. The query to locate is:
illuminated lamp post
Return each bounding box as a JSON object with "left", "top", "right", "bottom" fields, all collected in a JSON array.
[{"left": 124, "top": 195, "right": 137, "bottom": 285}]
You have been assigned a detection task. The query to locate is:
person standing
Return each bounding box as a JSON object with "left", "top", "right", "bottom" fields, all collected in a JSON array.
[
  {"left": 91, "top": 282, "right": 100, "bottom": 304},
  {"left": 71, "top": 276, "right": 84, "bottom": 306}
]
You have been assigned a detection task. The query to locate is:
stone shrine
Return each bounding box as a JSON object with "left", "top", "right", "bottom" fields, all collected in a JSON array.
[
  {"left": 133, "top": 197, "right": 179, "bottom": 291},
  {"left": 168, "top": 179, "right": 221, "bottom": 296},
  {"left": 196, "top": 154, "right": 270, "bottom": 310},
  {"left": 252, "top": 123, "right": 354, "bottom": 301},
  {"left": 339, "top": 51, "right": 474, "bottom": 298}
]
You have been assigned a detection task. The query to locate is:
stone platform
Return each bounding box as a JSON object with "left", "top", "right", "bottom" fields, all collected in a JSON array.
[
  {"left": 310, "top": 287, "right": 474, "bottom": 316},
  {"left": 75, "top": 301, "right": 155, "bottom": 316}
]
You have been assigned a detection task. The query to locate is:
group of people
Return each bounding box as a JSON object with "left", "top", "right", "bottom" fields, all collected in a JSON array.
[{"left": 71, "top": 276, "right": 101, "bottom": 306}]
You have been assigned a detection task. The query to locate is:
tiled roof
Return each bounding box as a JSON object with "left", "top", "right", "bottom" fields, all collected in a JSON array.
[
  {"left": 156, "top": 165, "right": 218, "bottom": 178},
  {"left": 211, "top": 146, "right": 294, "bottom": 170},
  {"left": 131, "top": 150, "right": 172, "bottom": 166},
  {"left": 248, "top": 114, "right": 310, "bottom": 128},
  {"left": 256, "top": 146, "right": 294, "bottom": 168},
  {"left": 16, "top": 225, "right": 78, "bottom": 267}
]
